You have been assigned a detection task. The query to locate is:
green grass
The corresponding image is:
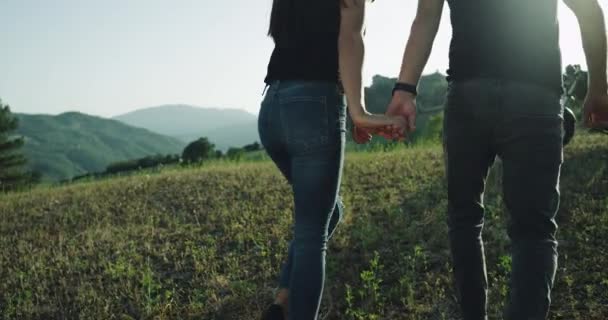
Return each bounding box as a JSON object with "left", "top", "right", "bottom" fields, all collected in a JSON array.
[{"left": 0, "top": 133, "right": 606, "bottom": 319}]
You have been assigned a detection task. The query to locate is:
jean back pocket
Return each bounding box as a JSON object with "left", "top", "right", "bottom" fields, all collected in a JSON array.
[{"left": 279, "top": 95, "right": 330, "bottom": 152}]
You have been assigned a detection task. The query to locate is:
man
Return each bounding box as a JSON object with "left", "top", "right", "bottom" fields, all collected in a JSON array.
[{"left": 387, "top": 0, "right": 608, "bottom": 319}]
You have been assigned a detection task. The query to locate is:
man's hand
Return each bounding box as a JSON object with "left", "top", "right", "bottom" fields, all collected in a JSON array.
[
  {"left": 386, "top": 91, "right": 417, "bottom": 133},
  {"left": 583, "top": 93, "right": 608, "bottom": 129}
]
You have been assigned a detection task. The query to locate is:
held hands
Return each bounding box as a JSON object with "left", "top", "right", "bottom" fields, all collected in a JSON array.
[
  {"left": 583, "top": 93, "right": 608, "bottom": 129},
  {"left": 350, "top": 108, "right": 408, "bottom": 144},
  {"left": 366, "top": 90, "right": 418, "bottom": 141},
  {"left": 349, "top": 90, "right": 417, "bottom": 144}
]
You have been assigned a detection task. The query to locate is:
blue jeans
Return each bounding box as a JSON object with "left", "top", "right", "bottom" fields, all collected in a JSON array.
[
  {"left": 258, "top": 81, "right": 346, "bottom": 320},
  {"left": 444, "top": 79, "right": 563, "bottom": 320}
]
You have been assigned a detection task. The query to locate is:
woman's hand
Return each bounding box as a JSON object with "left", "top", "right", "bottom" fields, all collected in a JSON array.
[{"left": 352, "top": 126, "right": 373, "bottom": 144}]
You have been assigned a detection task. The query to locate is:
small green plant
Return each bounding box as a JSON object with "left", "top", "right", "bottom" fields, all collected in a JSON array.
[{"left": 345, "top": 251, "right": 385, "bottom": 319}]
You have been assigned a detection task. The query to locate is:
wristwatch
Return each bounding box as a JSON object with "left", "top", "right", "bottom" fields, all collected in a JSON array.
[{"left": 392, "top": 82, "right": 418, "bottom": 97}]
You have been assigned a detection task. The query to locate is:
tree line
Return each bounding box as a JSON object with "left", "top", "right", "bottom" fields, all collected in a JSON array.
[{"left": 68, "top": 139, "right": 263, "bottom": 182}]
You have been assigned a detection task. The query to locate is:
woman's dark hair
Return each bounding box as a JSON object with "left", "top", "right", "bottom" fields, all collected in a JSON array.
[{"left": 267, "top": 0, "right": 289, "bottom": 41}]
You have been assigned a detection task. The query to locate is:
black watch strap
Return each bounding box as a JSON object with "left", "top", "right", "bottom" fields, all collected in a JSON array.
[{"left": 392, "top": 82, "right": 418, "bottom": 96}]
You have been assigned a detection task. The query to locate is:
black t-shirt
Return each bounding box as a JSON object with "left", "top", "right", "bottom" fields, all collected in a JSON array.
[
  {"left": 264, "top": 1, "right": 341, "bottom": 84},
  {"left": 446, "top": 0, "right": 563, "bottom": 93}
]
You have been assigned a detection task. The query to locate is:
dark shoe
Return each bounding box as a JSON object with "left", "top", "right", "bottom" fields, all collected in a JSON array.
[{"left": 261, "top": 304, "right": 285, "bottom": 320}]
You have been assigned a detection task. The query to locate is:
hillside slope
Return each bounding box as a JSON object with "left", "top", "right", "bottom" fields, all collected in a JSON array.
[
  {"left": 0, "top": 133, "right": 606, "bottom": 319},
  {"left": 16, "top": 112, "right": 185, "bottom": 181}
]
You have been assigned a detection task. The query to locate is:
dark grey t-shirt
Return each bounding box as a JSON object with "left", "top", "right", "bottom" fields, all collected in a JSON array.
[{"left": 446, "top": 0, "right": 563, "bottom": 93}]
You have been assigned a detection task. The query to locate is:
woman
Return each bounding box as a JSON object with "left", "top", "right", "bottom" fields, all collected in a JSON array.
[{"left": 259, "top": 1, "right": 406, "bottom": 319}]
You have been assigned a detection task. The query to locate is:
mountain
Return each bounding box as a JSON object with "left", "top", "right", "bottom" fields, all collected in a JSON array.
[
  {"left": 201, "top": 121, "right": 259, "bottom": 152},
  {"left": 113, "top": 105, "right": 259, "bottom": 150},
  {"left": 16, "top": 112, "right": 186, "bottom": 181}
]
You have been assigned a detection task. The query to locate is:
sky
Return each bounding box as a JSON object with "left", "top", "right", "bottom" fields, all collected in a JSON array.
[{"left": 0, "top": 0, "right": 606, "bottom": 117}]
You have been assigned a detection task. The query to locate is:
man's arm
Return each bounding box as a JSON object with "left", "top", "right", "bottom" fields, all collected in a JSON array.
[
  {"left": 564, "top": 0, "right": 608, "bottom": 127},
  {"left": 387, "top": 0, "right": 445, "bottom": 132},
  {"left": 398, "top": 0, "right": 445, "bottom": 85}
]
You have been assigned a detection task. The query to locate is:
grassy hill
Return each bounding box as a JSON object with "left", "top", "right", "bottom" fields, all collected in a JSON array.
[
  {"left": 16, "top": 112, "right": 186, "bottom": 181},
  {"left": 113, "top": 105, "right": 259, "bottom": 150},
  {"left": 0, "top": 133, "right": 606, "bottom": 319}
]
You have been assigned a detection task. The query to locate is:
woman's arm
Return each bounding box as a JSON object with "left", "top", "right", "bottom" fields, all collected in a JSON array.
[
  {"left": 338, "top": 0, "right": 366, "bottom": 122},
  {"left": 339, "top": 0, "right": 406, "bottom": 135}
]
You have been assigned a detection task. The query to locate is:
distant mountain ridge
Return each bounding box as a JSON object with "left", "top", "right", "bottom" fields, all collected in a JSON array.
[
  {"left": 113, "top": 104, "right": 259, "bottom": 150},
  {"left": 16, "top": 112, "right": 185, "bottom": 181}
]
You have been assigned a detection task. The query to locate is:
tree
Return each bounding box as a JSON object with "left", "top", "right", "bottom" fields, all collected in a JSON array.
[
  {"left": 563, "top": 64, "right": 588, "bottom": 121},
  {"left": 0, "top": 100, "right": 29, "bottom": 191},
  {"left": 242, "top": 142, "right": 262, "bottom": 152},
  {"left": 182, "top": 137, "right": 215, "bottom": 163},
  {"left": 105, "top": 154, "right": 181, "bottom": 175},
  {"left": 226, "top": 147, "right": 245, "bottom": 160},
  {"left": 563, "top": 64, "right": 588, "bottom": 101}
]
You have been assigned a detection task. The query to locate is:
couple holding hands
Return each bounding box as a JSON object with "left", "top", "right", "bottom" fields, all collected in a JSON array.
[{"left": 258, "top": 0, "right": 608, "bottom": 319}]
